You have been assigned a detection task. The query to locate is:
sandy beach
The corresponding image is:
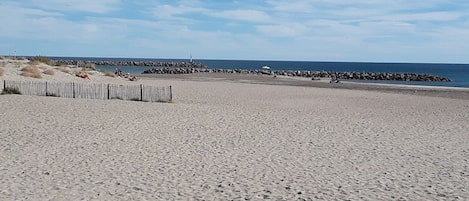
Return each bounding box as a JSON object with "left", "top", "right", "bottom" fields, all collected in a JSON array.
[{"left": 1, "top": 59, "right": 468, "bottom": 200}]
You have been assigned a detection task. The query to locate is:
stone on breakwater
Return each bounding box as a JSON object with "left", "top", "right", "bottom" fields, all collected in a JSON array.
[
  {"left": 51, "top": 59, "right": 207, "bottom": 68},
  {"left": 142, "top": 67, "right": 451, "bottom": 82},
  {"left": 143, "top": 67, "right": 213, "bottom": 74}
]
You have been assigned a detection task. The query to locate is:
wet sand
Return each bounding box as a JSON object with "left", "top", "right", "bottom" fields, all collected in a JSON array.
[{"left": 139, "top": 73, "right": 469, "bottom": 100}]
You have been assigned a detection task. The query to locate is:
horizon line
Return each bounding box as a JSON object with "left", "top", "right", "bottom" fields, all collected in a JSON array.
[{"left": 2, "top": 54, "right": 469, "bottom": 65}]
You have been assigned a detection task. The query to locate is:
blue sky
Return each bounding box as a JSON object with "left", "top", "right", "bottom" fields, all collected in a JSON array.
[{"left": 1, "top": 0, "right": 468, "bottom": 63}]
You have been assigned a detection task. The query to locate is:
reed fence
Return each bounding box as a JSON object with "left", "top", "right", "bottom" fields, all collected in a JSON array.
[{"left": 1, "top": 80, "right": 172, "bottom": 102}]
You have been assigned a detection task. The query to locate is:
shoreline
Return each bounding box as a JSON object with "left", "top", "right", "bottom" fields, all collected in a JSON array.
[
  {"left": 2, "top": 57, "right": 468, "bottom": 100},
  {"left": 138, "top": 73, "right": 469, "bottom": 100}
]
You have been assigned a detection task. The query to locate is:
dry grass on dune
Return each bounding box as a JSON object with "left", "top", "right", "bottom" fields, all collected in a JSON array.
[
  {"left": 55, "top": 67, "right": 72, "bottom": 74},
  {"left": 21, "top": 65, "right": 42, "bottom": 79},
  {"left": 31, "top": 60, "right": 41, "bottom": 65},
  {"left": 104, "top": 72, "right": 116, "bottom": 78},
  {"left": 43, "top": 69, "right": 55, "bottom": 75},
  {"left": 0, "top": 67, "right": 4, "bottom": 77},
  {"left": 38, "top": 65, "right": 47, "bottom": 70}
]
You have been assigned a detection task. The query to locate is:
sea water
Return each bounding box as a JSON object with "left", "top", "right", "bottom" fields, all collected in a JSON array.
[{"left": 52, "top": 57, "right": 469, "bottom": 88}]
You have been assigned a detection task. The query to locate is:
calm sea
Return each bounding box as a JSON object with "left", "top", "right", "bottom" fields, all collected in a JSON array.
[{"left": 52, "top": 57, "right": 469, "bottom": 88}]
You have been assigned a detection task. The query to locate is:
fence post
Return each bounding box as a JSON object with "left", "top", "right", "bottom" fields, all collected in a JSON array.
[
  {"left": 45, "top": 81, "right": 48, "bottom": 96},
  {"left": 3, "top": 80, "right": 5, "bottom": 90},
  {"left": 140, "top": 84, "right": 143, "bottom": 101},
  {"left": 107, "top": 84, "right": 110, "bottom": 100},
  {"left": 72, "top": 82, "right": 75, "bottom": 98},
  {"left": 169, "top": 85, "right": 172, "bottom": 102}
]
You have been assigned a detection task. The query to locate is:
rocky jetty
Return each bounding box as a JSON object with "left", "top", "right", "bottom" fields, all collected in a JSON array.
[
  {"left": 44, "top": 57, "right": 450, "bottom": 82},
  {"left": 52, "top": 59, "right": 207, "bottom": 68},
  {"left": 142, "top": 67, "right": 451, "bottom": 82}
]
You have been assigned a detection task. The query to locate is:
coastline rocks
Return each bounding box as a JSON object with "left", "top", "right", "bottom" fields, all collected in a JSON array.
[
  {"left": 143, "top": 67, "right": 209, "bottom": 74},
  {"left": 142, "top": 68, "right": 451, "bottom": 82},
  {"left": 52, "top": 59, "right": 207, "bottom": 68},
  {"left": 44, "top": 57, "right": 451, "bottom": 82}
]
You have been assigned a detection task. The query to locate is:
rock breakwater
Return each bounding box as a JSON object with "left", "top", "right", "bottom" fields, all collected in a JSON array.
[
  {"left": 143, "top": 67, "right": 451, "bottom": 82},
  {"left": 53, "top": 59, "right": 207, "bottom": 68}
]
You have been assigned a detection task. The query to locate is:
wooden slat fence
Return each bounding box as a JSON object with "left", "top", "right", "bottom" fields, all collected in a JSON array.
[
  {"left": 142, "top": 85, "right": 172, "bottom": 102},
  {"left": 46, "top": 82, "right": 74, "bottom": 98},
  {"left": 74, "top": 83, "right": 107, "bottom": 100},
  {"left": 1, "top": 80, "right": 172, "bottom": 102},
  {"left": 109, "top": 84, "right": 141, "bottom": 101}
]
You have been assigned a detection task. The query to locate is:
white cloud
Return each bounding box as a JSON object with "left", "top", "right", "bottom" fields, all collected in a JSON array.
[
  {"left": 0, "top": 3, "right": 123, "bottom": 41},
  {"left": 266, "top": 0, "right": 315, "bottom": 13},
  {"left": 256, "top": 23, "right": 308, "bottom": 37},
  {"left": 378, "top": 11, "right": 464, "bottom": 22},
  {"left": 210, "top": 9, "right": 271, "bottom": 23},
  {"left": 29, "top": 0, "right": 121, "bottom": 13},
  {"left": 150, "top": 4, "right": 272, "bottom": 24},
  {"left": 150, "top": 4, "right": 208, "bottom": 21}
]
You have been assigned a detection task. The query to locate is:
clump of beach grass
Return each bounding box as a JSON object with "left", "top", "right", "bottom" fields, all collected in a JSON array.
[
  {"left": 157, "top": 99, "right": 173, "bottom": 103},
  {"left": 43, "top": 69, "right": 55, "bottom": 75},
  {"left": 53, "top": 61, "right": 66, "bottom": 66},
  {"left": 14, "top": 62, "right": 22, "bottom": 68},
  {"left": 21, "top": 65, "right": 42, "bottom": 78},
  {"left": 46, "top": 92, "right": 59, "bottom": 97},
  {"left": 31, "top": 56, "right": 56, "bottom": 66},
  {"left": 1, "top": 87, "right": 21, "bottom": 95},
  {"left": 104, "top": 71, "right": 116, "bottom": 78},
  {"left": 83, "top": 63, "right": 96, "bottom": 70},
  {"left": 38, "top": 65, "right": 48, "bottom": 70},
  {"left": 55, "top": 67, "right": 71, "bottom": 74},
  {"left": 0, "top": 67, "right": 4, "bottom": 77},
  {"left": 97, "top": 69, "right": 116, "bottom": 77}
]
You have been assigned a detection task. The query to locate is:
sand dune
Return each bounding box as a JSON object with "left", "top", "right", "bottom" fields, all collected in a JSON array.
[{"left": 1, "top": 59, "right": 468, "bottom": 200}]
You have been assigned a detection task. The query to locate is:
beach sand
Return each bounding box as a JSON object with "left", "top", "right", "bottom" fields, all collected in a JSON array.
[{"left": 1, "top": 60, "right": 468, "bottom": 200}]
